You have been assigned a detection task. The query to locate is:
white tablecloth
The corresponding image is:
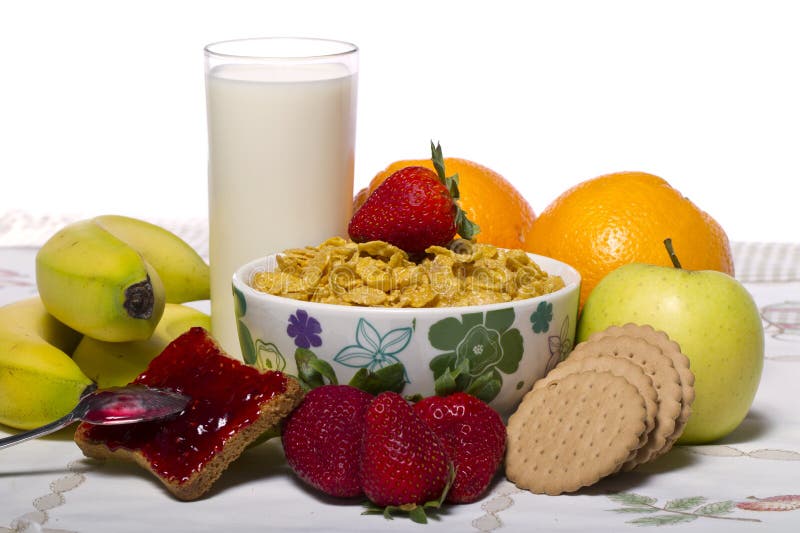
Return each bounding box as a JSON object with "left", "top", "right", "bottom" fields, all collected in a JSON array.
[{"left": 2, "top": 235, "right": 799, "bottom": 532}]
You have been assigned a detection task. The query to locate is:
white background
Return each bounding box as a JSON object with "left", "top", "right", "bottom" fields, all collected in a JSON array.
[{"left": 1, "top": 0, "right": 797, "bottom": 243}]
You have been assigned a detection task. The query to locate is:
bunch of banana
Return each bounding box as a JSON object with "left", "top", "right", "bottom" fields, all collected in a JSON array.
[
  {"left": 0, "top": 215, "right": 211, "bottom": 430},
  {"left": 36, "top": 215, "right": 209, "bottom": 342}
]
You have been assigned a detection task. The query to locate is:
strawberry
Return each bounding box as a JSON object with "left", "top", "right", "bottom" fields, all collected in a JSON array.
[
  {"left": 414, "top": 392, "right": 506, "bottom": 503},
  {"left": 281, "top": 384, "right": 373, "bottom": 498},
  {"left": 348, "top": 142, "right": 479, "bottom": 254},
  {"left": 360, "top": 392, "right": 453, "bottom": 520}
]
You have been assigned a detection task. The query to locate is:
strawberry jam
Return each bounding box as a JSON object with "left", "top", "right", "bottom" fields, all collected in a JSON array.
[{"left": 76, "top": 327, "right": 288, "bottom": 485}]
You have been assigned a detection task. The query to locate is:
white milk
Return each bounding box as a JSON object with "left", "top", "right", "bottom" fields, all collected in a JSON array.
[{"left": 206, "top": 63, "right": 357, "bottom": 357}]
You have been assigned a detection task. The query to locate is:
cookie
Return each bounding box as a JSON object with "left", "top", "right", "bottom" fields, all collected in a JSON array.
[
  {"left": 506, "top": 371, "right": 648, "bottom": 495},
  {"left": 584, "top": 324, "right": 695, "bottom": 452},
  {"left": 569, "top": 335, "right": 683, "bottom": 470},
  {"left": 534, "top": 354, "right": 658, "bottom": 449}
]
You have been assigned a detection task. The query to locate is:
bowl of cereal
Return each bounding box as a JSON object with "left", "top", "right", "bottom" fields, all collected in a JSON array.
[{"left": 231, "top": 238, "right": 580, "bottom": 417}]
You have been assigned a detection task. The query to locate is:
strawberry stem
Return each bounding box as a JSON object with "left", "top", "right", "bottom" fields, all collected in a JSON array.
[{"left": 429, "top": 141, "right": 480, "bottom": 241}]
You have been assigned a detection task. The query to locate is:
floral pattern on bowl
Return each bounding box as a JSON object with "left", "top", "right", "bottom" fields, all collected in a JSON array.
[
  {"left": 233, "top": 285, "right": 288, "bottom": 371},
  {"left": 547, "top": 315, "right": 573, "bottom": 373},
  {"left": 530, "top": 301, "right": 554, "bottom": 334},
  {"left": 333, "top": 318, "right": 413, "bottom": 380},
  {"left": 428, "top": 308, "right": 523, "bottom": 403},
  {"left": 232, "top": 252, "right": 581, "bottom": 417},
  {"left": 287, "top": 309, "right": 322, "bottom": 349}
]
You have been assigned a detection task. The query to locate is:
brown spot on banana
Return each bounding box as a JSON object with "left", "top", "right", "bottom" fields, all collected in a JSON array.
[{"left": 124, "top": 275, "right": 156, "bottom": 319}]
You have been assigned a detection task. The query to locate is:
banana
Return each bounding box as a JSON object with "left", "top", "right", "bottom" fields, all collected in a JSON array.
[
  {"left": 73, "top": 303, "right": 211, "bottom": 388},
  {"left": 36, "top": 218, "right": 167, "bottom": 342},
  {"left": 35, "top": 215, "right": 209, "bottom": 343},
  {"left": 92, "top": 215, "right": 209, "bottom": 303},
  {"left": 0, "top": 297, "right": 93, "bottom": 430}
]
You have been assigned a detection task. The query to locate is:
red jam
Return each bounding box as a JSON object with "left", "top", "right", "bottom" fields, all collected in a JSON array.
[{"left": 77, "top": 327, "right": 288, "bottom": 485}]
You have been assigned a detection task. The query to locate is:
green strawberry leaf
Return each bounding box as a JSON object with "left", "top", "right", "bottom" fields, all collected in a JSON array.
[
  {"left": 434, "top": 369, "right": 458, "bottom": 396},
  {"left": 455, "top": 209, "right": 480, "bottom": 241},
  {"left": 430, "top": 141, "right": 450, "bottom": 193},
  {"left": 348, "top": 362, "right": 406, "bottom": 395},
  {"left": 296, "top": 348, "right": 407, "bottom": 394},
  {"left": 429, "top": 141, "right": 480, "bottom": 241},
  {"left": 433, "top": 358, "right": 470, "bottom": 396},
  {"left": 408, "top": 506, "right": 429, "bottom": 524},
  {"left": 363, "top": 502, "right": 429, "bottom": 524},
  {"left": 295, "top": 348, "right": 338, "bottom": 390},
  {"left": 465, "top": 370, "right": 503, "bottom": 403},
  {"left": 362, "top": 460, "right": 455, "bottom": 524}
]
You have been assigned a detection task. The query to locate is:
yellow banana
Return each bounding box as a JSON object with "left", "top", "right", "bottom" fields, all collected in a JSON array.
[
  {"left": 93, "top": 215, "right": 209, "bottom": 303},
  {"left": 0, "top": 297, "right": 93, "bottom": 430},
  {"left": 36, "top": 218, "right": 167, "bottom": 342},
  {"left": 73, "top": 303, "right": 211, "bottom": 388}
]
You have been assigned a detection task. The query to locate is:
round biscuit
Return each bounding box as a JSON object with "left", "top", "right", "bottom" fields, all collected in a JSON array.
[
  {"left": 569, "top": 335, "right": 682, "bottom": 469},
  {"left": 586, "top": 323, "right": 696, "bottom": 453},
  {"left": 533, "top": 355, "right": 658, "bottom": 445},
  {"left": 506, "top": 371, "right": 648, "bottom": 495}
]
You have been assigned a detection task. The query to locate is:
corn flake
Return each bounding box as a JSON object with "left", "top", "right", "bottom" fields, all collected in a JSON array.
[{"left": 250, "top": 239, "right": 565, "bottom": 308}]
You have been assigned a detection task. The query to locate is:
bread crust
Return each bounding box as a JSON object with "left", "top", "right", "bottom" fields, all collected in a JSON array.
[{"left": 76, "top": 377, "right": 302, "bottom": 500}]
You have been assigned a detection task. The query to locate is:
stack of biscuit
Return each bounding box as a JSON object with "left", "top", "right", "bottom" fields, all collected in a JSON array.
[{"left": 505, "top": 323, "right": 695, "bottom": 496}]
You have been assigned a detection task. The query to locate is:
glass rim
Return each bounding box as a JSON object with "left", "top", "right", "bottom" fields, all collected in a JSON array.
[{"left": 204, "top": 37, "right": 358, "bottom": 61}]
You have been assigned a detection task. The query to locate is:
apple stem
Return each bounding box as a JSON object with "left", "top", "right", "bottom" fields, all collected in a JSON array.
[{"left": 663, "top": 238, "right": 683, "bottom": 269}]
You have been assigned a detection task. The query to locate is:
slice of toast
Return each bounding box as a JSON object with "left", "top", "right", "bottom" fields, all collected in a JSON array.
[{"left": 74, "top": 327, "right": 304, "bottom": 500}]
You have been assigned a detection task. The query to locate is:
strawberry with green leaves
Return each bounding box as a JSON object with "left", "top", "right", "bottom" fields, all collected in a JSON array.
[
  {"left": 348, "top": 142, "right": 479, "bottom": 254},
  {"left": 414, "top": 392, "right": 506, "bottom": 503},
  {"left": 360, "top": 392, "right": 454, "bottom": 523}
]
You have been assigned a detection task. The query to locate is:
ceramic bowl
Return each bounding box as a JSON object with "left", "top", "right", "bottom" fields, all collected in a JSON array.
[{"left": 232, "top": 252, "right": 580, "bottom": 417}]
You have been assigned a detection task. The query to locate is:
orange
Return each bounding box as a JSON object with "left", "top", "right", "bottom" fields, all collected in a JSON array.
[
  {"left": 355, "top": 158, "right": 536, "bottom": 250},
  {"left": 525, "top": 171, "right": 734, "bottom": 309}
]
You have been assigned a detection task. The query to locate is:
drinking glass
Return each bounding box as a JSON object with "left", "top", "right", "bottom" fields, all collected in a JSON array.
[{"left": 205, "top": 37, "right": 358, "bottom": 357}]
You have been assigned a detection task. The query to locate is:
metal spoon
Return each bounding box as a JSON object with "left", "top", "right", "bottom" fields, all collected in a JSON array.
[{"left": 0, "top": 384, "right": 190, "bottom": 450}]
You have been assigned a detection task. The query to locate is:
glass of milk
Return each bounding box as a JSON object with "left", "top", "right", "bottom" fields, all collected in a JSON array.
[{"left": 204, "top": 37, "right": 358, "bottom": 358}]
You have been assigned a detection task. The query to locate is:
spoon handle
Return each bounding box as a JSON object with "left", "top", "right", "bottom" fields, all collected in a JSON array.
[{"left": 0, "top": 413, "right": 77, "bottom": 450}]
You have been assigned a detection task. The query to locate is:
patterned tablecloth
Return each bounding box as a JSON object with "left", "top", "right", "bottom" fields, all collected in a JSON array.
[{"left": 1, "top": 216, "right": 799, "bottom": 532}]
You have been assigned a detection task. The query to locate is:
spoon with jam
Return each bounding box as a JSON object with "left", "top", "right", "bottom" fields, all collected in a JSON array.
[{"left": 0, "top": 384, "right": 190, "bottom": 450}]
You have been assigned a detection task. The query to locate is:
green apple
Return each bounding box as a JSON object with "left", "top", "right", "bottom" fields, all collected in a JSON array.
[{"left": 576, "top": 246, "right": 764, "bottom": 444}]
